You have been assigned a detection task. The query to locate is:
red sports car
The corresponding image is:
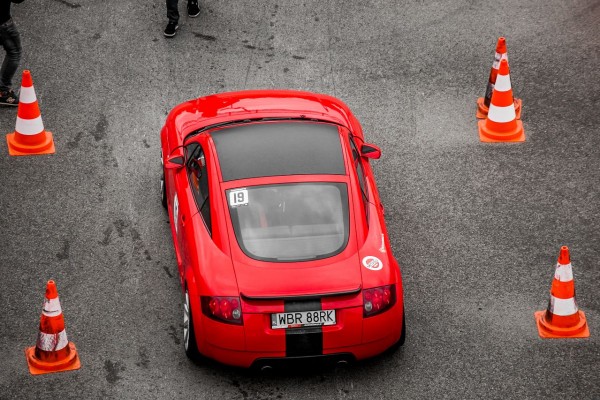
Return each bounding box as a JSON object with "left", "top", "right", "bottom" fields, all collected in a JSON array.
[{"left": 160, "top": 90, "right": 405, "bottom": 368}]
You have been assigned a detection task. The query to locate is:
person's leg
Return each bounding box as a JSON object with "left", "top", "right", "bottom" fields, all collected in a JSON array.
[
  {"left": 165, "top": 0, "right": 180, "bottom": 37},
  {"left": 166, "top": 0, "right": 180, "bottom": 24},
  {"left": 0, "top": 20, "right": 22, "bottom": 93}
]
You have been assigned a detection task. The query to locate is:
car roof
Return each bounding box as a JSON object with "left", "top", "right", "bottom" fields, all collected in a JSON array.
[{"left": 210, "top": 121, "right": 347, "bottom": 182}]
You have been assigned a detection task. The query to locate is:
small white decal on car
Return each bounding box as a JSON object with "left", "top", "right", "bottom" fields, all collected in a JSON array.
[
  {"left": 362, "top": 256, "right": 383, "bottom": 271},
  {"left": 379, "top": 234, "right": 386, "bottom": 253},
  {"left": 229, "top": 188, "right": 249, "bottom": 207}
]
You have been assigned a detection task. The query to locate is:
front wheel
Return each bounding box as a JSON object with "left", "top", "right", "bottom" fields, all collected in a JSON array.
[
  {"left": 183, "top": 289, "right": 201, "bottom": 360},
  {"left": 160, "top": 169, "right": 167, "bottom": 209},
  {"left": 160, "top": 150, "right": 167, "bottom": 209}
]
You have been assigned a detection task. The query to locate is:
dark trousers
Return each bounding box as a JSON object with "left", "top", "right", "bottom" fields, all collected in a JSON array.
[
  {"left": 0, "top": 19, "right": 21, "bottom": 92},
  {"left": 167, "top": 0, "right": 194, "bottom": 24}
]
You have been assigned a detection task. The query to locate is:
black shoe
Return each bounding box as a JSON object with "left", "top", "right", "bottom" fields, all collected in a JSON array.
[
  {"left": 164, "top": 22, "right": 179, "bottom": 37},
  {"left": 188, "top": 1, "right": 200, "bottom": 17},
  {"left": 0, "top": 89, "right": 18, "bottom": 106}
]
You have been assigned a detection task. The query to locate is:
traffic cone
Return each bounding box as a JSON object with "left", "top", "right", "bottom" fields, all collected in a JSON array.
[
  {"left": 25, "top": 280, "right": 81, "bottom": 375},
  {"left": 6, "top": 70, "right": 55, "bottom": 156},
  {"left": 478, "top": 59, "right": 525, "bottom": 142},
  {"left": 535, "top": 246, "right": 590, "bottom": 338},
  {"left": 476, "top": 37, "right": 522, "bottom": 119}
]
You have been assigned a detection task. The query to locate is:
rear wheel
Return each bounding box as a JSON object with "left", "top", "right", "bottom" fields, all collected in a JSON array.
[
  {"left": 183, "top": 289, "right": 201, "bottom": 360},
  {"left": 398, "top": 308, "right": 406, "bottom": 346}
]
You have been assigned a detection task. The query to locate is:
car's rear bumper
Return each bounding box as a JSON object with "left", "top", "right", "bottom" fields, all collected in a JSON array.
[
  {"left": 198, "top": 329, "right": 401, "bottom": 368},
  {"left": 193, "top": 299, "right": 403, "bottom": 368}
]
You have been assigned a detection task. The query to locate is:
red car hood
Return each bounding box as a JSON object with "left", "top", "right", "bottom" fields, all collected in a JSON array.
[{"left": 233, "top": 255, "right": 362, "bottom": 299}]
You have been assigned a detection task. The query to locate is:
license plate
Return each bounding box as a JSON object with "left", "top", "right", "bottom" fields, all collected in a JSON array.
[{"left": 271, "top": 310, "right": 336, "bottom": 329}]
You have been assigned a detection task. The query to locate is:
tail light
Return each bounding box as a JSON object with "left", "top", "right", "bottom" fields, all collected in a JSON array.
[
  {"left": 363, "top": 284, "right": 396, "bottom": 317},
  {"left": 201, "top": 296, "right": 243, "bottom": 325}
]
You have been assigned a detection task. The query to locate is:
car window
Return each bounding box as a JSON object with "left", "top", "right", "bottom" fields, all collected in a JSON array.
[
  {"left": 186, "top": 143, "right": 212, "bottom": 234},
  {"left": 211, "top": 122, "right": 346, "bottom": 181},
  {"left": 349, "top": 137, "right": 369, "bottom": 223},
  {"left": 227, "top": 183, "right": 350, "bottom": 262}
]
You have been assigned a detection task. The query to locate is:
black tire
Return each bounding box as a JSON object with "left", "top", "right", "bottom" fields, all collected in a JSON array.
[
  {"left": 183, "top": 289, "right": 201, "bottom": 360},
  {"left": 398, "top": 308, "right": 406, "bottom": 347},
  {"left": 160, "top": 168, "right": 167, "bottom": 210}
]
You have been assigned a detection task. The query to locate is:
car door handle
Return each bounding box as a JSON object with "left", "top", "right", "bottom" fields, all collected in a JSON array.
[{"left": 181, "top": 214, "right": 186, "bottom": 227}]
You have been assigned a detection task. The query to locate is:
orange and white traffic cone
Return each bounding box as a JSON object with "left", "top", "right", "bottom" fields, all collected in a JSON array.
[
  {"left": 25, "top": 280, "right": 81, "bottom": 375},
  {"left": 535, "top": 246, "right": 590, "bottom": 338},
  {"left": 476, "top": 37, "right": 522, "bottom": 119},
  {"left": 477, "top": 59, "right": 525, "bottom": 142},
  {"left": 6, "top": 70, "right": 55, "bottom": 156}
]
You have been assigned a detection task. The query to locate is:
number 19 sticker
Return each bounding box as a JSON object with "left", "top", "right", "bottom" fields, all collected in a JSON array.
[{"left": 229, "top": 189, "right": 249, "bottom": 207}]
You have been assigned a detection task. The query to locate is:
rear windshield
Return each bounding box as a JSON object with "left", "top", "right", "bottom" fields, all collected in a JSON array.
[
  {"left": 211, "top": 122, "right": 346, "bottom": 181},
  {"left": 227, "top": 183, "right": 349, "bottom": 262}
]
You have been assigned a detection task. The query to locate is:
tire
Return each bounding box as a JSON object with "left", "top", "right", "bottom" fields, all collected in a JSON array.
[
  {"left": 183, "top": 289, "right": 201, "bottom": 360},
  {"left": 160, "top": 151, "right": 167, "bottom": 209},
  {"left": 398, "top": 308, "right": 406, "bottom": 347},
  {"left": 387, "top": 307, "right": 406, "bottom": 353},
  {"left": 160, "top": 169, "right": 167, "bottom": 209}
]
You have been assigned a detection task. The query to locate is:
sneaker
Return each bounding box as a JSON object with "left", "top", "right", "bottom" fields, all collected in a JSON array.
[
  {"left": 0, "top": 89, "right": 18, "bottom": 106},
  {"left": 188, "top": 1, "right": 200, "bottom": 17},
  {"left": 164, "top": 22, "right": 179, "bottom": 37}
]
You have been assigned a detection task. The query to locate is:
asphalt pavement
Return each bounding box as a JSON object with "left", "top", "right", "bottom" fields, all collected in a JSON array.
[{"left": 0, "top": 0, "right": 599, "bottom": 399}]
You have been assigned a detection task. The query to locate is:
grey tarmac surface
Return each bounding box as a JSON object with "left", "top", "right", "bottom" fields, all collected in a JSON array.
[{"left": 1, "top": 0, "right": 599, "bottom": 399}]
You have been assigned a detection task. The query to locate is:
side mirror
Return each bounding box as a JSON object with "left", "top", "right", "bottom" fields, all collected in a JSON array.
[
  {"left": 165, "top": 155, "right": 185, "bottom": 169},
  {"left": 360, "top": 143, "right": 381, "bottom": 160}
]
